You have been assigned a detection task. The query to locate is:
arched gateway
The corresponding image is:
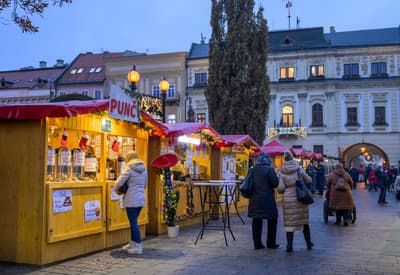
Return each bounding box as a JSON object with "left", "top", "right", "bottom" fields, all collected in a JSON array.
[{"left": 342, "top": 143, "right": 390, "bottom": 167}]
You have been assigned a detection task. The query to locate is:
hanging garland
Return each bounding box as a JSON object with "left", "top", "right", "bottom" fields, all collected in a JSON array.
[{"left": 162, "top": 168, "right": 180, "bottom": 227}]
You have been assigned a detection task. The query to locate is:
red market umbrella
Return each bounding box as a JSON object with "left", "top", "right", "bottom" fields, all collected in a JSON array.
[{"left": 260, "top": 140, "right": 290, "bottom": 156}]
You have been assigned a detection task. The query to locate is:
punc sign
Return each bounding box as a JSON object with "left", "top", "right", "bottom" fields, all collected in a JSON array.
[{"left": 108, "top": 87, "right": 140, "bottom": 123}]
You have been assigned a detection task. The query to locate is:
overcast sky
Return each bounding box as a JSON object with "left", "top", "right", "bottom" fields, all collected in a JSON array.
[{"left": 0, "top": 0, "right": 399, "bottom": 71}]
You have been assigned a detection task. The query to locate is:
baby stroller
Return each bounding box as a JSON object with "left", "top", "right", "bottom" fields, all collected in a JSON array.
[{"left": 323, "top": 197, "right": 356, "bottom": 224}]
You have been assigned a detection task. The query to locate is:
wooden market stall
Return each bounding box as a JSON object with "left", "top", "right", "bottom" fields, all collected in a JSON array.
[
  {"left": 0, "top": 100, "right": 152, "bottom": 265},
  {"left": 142, "top": 121, "right": 226, "bottom": 235},
  {"left": 218, "top": 134, "right": 260, "bottom": 213}
]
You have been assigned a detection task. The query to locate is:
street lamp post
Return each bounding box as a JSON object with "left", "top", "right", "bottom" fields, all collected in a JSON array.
[
  {"left": 127, "top": 65, "right": 140, "bottom": 93},
  {"left": 158, "top": 76, "right": 170, "bottom": 123}
]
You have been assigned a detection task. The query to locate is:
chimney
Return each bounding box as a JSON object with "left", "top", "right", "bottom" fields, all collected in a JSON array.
[
  {"left": 330, "top": 26, "right": 336, "bottom": 33},
  {"left": 56, "top": 59, "right": 64, "bottom": 67},
  {"left": 39, "top": 61, "right": 47, "bottom": 68}
]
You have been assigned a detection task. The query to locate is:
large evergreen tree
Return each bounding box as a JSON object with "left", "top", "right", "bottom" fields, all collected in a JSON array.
[{"left": 206, "top": 0, "right": 270, "bottom": 145}]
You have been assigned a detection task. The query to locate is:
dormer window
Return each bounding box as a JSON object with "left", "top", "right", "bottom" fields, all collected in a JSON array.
[
  {"left": 77, "top": 68, "right": 84, "bottom": 74},
  {"left": 89, "top": 67, "right": 96, "bottom": 73},
  {"left": 70, "top": 69, "right": 77, "bottom": 74},
  {"left": 95, "top": 67, "right": 102, "bottom": 73}
]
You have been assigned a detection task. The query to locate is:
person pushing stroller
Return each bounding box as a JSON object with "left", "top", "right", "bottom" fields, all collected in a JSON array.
[{"left": 326, "top": 163, "right": 355, "bottom": 226}]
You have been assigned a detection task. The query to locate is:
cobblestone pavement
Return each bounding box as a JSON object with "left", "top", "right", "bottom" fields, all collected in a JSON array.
[{"left": 1, "top": 185, "right": 400, "bottom": 275}]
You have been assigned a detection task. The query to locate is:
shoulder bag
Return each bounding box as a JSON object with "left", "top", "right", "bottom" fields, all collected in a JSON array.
[
  {"left": 240, "top": 169, "right": 254, "bottom": 199},
  {"left": 296, "top": 168, "right": 314, "bottom": 205},
  {"left": 118, "top": 181, "right": 129, "bottom": 194}
]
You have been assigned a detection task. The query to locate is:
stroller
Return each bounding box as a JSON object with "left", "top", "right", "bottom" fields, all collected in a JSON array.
[
  {"left": 323, "top": 194, "right": 356, "bottom": 224},
  {"left": 395, "top": 176, "right": 400, "bottom": 200}
]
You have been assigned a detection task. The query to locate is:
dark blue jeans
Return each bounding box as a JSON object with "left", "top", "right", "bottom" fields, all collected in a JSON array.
[
  {"left": 378, "top": 187, "right": 387, "bottom": 204},
  {"left": 126, "top": 207, "right": 143, "bottom": 243}
]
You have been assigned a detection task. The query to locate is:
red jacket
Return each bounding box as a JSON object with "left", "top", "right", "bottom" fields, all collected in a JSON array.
[{"left": 368, "top": 170, "right": 377, "bottom": 185}]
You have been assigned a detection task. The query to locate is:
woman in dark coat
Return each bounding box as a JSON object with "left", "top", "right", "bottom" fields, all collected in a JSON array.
[
  {"left": 248, "top": 152, "right": 280, "bottom": 250},
  {"left": 326, "top": 163, "right": 354, "bottom": 226},
  {"left": 278, "top": 151, "right": 313, "bottom": 253}
]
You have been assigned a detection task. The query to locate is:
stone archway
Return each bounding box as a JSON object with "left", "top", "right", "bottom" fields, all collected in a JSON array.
[{"left": 342, "top": 142, "right": 389, "bottom": 167}]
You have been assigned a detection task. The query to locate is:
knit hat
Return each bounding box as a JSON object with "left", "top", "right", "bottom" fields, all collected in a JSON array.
[
  {"left": 256, "top": 152, "right": 272, "bottom": 165},
  {"left": 284, "top": 150, "right": 293, "bottom": 161}
]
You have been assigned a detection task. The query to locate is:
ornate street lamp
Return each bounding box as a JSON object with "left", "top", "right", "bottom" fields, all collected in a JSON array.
[
  {"left": 127, "top": 65, "right": 140, "bottom": 92},
  {"left": 158, "top": 76, "right": 170, "bottom": 123}
]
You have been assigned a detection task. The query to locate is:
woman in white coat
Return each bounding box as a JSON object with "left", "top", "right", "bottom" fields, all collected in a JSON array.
[{"left": 115, "top": 151, "right": 148, "bottom": 254}]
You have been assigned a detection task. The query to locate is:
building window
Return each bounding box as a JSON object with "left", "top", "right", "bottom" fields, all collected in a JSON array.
[
  {"left": 194, "top": 73, "right": 207, "bottom": 86},
  {"left": 197, "top": 113, "right": 206, "bottom": 122},
  {"left": 311, "top": 103, "right": 323, "bottom": 127},
  {"left": 167, "top": 84, "right": 175, "bottom": 99},
  {"left": 313, "top": 145, "right": 324, "bottom": 154},
  {"left": 371, "top": 62, "right": 387, "bottom": 77},
  {"left": 152, "top": 85, "right": 160, "bottom": 98},
  {"left": 280, "top": 67, "right": 294, "bottom": 80},
  {"left": 374, "top": 106, "right": 386, "bottom": 125},
  {"left": 346, "top": 107, "right": 358, "bottom": 126},
  {"left": 95, "top": 90, "right": 102, "bottom": 99},
  {"left": 167, "top": 114, "right": 176, "bottom": 124},
  {"left": 82, "top": 90, "right": 88, "bottom": 96},
  {"left": 281, "top": 105, "right": 294, "bottom": 127},
  {"left": 310, "top": 65, "right": 324, "bottom": 78},
  {"left": 153, "top": 84, "right": 175, "bottom": 98},
  {"left": 343, "top": 63, "right": 359, "bottom": 78}
]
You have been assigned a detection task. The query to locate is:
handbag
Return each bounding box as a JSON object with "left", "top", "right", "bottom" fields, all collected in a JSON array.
[
  {"left": 118, "top": 182, "right": 128, "bottom": 194},
  {"left": 240, "top": 169, "right": 254, "bottom": 199},
  {"left": 296, "top": 169, "right": 314, "bottom": 205}
]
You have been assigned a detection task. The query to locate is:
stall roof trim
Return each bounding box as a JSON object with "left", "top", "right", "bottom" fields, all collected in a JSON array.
[
  {"left": 0, "top": 100, "right": 164, "bottom": 132},
  {"left": 159, "top": 122, "right": 222, "bottom": 140},
  {"left": 0, "top": 100, "right": 110, "bottom": 119},
  {"left": 220, "top": 134, "right": 260, "bottom": 149}
]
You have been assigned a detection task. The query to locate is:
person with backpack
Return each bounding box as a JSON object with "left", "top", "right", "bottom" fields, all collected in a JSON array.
[{"left": 326, "top": 163, "right": 354, "bottom": 226}]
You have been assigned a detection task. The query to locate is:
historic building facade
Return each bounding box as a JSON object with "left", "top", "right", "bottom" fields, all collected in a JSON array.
[
  {"left": 104, "top": 51, "right": 187, "bottom": 123},
  {"left": 186, "top": 26, "right": 400, "bottom": 166}
]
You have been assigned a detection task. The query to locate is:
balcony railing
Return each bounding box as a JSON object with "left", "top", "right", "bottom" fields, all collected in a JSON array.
[{"left": 268, "top": 126, "right": 307, "bottom": 138}]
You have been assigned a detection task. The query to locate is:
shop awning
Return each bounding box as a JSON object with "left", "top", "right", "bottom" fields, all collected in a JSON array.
[{"left": 260, "top": 140, "right": 290, "bottom": 156}]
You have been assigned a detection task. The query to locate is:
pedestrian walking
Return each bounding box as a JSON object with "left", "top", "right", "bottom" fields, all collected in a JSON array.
[
  {"left": 326, "top": 163, "right": 355, "bottom": 226},
  {"left": 376, "top": 165, "right": 388, "bottom": 205},
  {"left": 315, "top": 163, "right": 326, "bottom": 196},
  {"left": 306, "top": 161, "right": 316, "bottom": 194},
  {"left": 277, "top": 150, "right": 313, "bottom": 253},
  {"left": 367, "top": 167, "right": 378, "bottom": 192},
  {"left": 358, "top": 165, "right": 365, "bottom": 184},
  {"left": 114, "top": 151, "right": 148, "bottom": 254},
  {"left": 349, "top": 166, "right": 359, "bottom": 189},
  {"left": 248, "top": 152, "right": 280, "bottom": 250}
]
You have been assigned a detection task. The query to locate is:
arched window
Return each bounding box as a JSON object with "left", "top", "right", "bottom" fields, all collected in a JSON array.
[
  {"left": 281, "top": 105, "right": 294, "bottom": 127},
  {"left": 312, "top": 103, "right": 323, "bottom": 127}
]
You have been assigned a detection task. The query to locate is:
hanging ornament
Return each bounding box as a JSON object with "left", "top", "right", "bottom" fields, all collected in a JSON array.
[
  {"left": 111, "top": 137, "right": 121, "bottom": 152},
  {"left": 60, "top": 130, "right": 68, "bottom": 148},
  {"left": 79, "top": 133, "right": 89, "bottom": 151}
]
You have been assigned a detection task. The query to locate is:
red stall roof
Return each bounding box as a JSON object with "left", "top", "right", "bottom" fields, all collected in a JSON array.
[
  {"left": 220, "top": 134, "right": 260, "bottom": 150},
  {"left": 0, "top": 100, "right": 110, "bottom": 120},
  {"left": 260, "top": 140, "right": 290, "bottom": 156}
]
